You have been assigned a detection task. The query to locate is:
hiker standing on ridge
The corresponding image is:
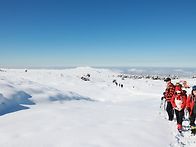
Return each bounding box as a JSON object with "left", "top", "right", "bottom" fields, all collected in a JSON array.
[
  {"left": 186, "top": 85, "right": 196, "bottom": 135},
  {"left": 163, "top": 77, "right": 175, "bottom": 121},
  {"left": 171, "top": 84, "right": 187, "bottom": 132}
]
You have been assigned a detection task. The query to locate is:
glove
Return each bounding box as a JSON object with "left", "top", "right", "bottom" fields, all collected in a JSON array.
[{"left": 161, "top": 97, "right": 165, "bottom": 100}]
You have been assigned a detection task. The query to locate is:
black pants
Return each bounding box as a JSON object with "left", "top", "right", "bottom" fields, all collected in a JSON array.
[
  {"left": 190, "top": 112, "right": 196, "bottom": 126},
  {"left": 174, "top": 109, "right": 184, "bottom": 125},
  {"left": 166, "top": 102, "right": 174, "bottom": 121}
]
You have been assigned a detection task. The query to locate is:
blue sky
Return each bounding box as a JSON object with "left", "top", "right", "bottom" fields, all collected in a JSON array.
[{"left": 0, "top": 0, "right": 196, "bottom": 68}]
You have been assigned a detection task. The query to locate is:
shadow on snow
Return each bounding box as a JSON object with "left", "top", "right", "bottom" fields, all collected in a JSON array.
[
  {"left": 49, "top": 92, "right": 94, "bottom": 102},
  {"left": 0, "top": 90, "right": 94, "bottom": 116},
  {"left": 0, "top": 92, "right": 33, "bottom": 116}
]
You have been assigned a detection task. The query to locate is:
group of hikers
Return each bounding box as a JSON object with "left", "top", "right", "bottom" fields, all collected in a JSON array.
[{"left": 162, "top": 77, "right": 196, "bottom": 135}]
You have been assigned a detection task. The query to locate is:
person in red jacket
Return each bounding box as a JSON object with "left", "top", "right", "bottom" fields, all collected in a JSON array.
[
  {"left": 186, "top": 85, "right": 196, "bottom": 135},
  {"left": 171, "top": 85, "right": 187, "bottom": 132},
  {"left": 164, "top": 77, "right": 175, "bottom": 121}
]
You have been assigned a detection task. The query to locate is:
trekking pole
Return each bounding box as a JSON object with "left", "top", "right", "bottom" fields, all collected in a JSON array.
[
  {"left": 160, "top": 97, "right": 164, "bottom": 109},
  {"left": 163, "top": 99, "right": 167, "bottom": 111},
  {"left": 159, "top": 97, "right": 166, "bottom": 116}
]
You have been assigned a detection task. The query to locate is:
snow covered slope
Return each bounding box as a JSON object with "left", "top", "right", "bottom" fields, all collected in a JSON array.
[{"left": 0, "top": 67, "right": 196, "bottom": 147}]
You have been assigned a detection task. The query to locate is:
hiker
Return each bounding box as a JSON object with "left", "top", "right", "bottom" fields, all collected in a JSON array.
[
  {"left": 113, "top": 80, "right": 118, "bottom": 86},
  {"left": 180, "top": 80, "right": 190, "bottom": 89},
  {"left": 176, "top": 82, "right": 188, "bottom": 97},
  {"left": 171, "top": 84, "right": 187, "bottom": 132},
  {"left": 163, "top": 77, "right": 175, "bottom": 121},
  {"left": 186, "top": 85, "right": 196, "bottom": 135}
]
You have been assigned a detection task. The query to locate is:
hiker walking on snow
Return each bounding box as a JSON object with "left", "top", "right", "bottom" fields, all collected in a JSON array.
[
  {"left": 176, "top": 82, "right": 188, "bottom": 97},
  {"left": 171, "top": 84, "right": 187, "bottom": 132},
  {"left": 163, "top": 78, "right": 175, "bottom": 121},
  {"left": 186, "top": 85, "right": 196, "bottom": 135},
  {"left": 180, "top": 80, "right": 190, "bottom": 89}
]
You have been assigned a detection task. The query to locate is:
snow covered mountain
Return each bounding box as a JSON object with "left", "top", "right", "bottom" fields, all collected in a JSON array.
[{"left": 0, "top": 67, "right": 196, "bottom": 147}]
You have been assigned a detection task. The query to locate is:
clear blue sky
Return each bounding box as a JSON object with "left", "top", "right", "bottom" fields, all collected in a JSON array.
[{"left": 0, "top": 0, "right": 196, "bottom": 68}]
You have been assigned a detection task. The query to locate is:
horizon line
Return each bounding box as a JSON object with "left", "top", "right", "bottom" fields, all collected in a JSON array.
[{"left": 1, "top": 65, "right": 196, "bottom": 69}]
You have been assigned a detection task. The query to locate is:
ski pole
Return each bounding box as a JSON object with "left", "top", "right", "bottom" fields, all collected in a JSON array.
[
  {"left": 160, "top": 97, "right": 164, "bottom": 109},
  {"left": 163, "top": 99, "right": 166, "bottom": 111}
]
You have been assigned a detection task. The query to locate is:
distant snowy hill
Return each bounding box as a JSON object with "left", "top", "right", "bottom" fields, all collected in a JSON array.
[
  {"left": 0, "top": 67, "right": 196, "bottom": 147},
  {"left": 108, "top": 67, "right": 196, "bottom": 77}
]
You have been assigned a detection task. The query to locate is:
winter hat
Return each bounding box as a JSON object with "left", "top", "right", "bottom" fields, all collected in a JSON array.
[
  {"left": 176, "top": 82, "right": 182, "bottom": 86},
  {"left": 192, "top": 85, "right": 196, "bottom": 91},
  {"left": 175, "top": 83, "right": 182, "bottom": 88},
  {"left": 164, "top": 77, "right": 171, "bottom": 82}
]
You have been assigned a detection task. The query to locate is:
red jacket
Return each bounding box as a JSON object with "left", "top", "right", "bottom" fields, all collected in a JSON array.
[
  {"left": 186, "top": 94, "right": 196, "bottom": 115},
  {"left": 171, "top": 94, "right": 187, "bottom": 110},
  {"left": 164, "top": 82, "right": 175, "bottom": 102}
]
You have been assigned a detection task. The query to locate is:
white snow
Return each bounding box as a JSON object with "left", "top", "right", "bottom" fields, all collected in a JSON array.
[{"left": 0, "top": 67, "right": 196, "bottom": 147}]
